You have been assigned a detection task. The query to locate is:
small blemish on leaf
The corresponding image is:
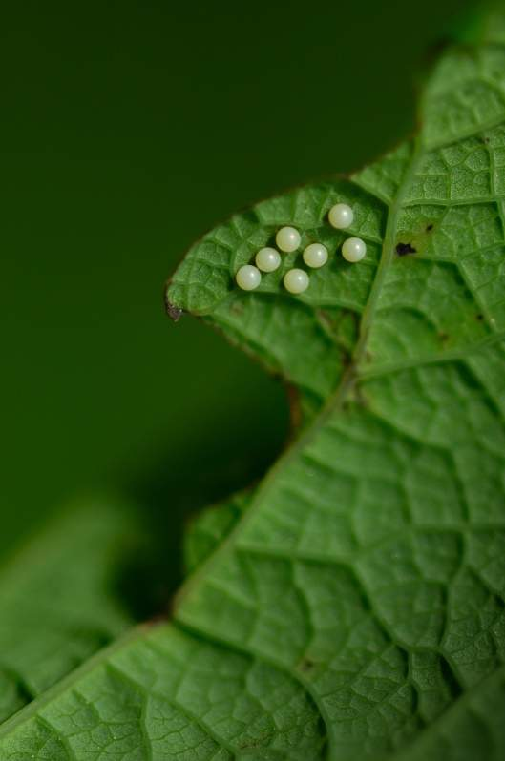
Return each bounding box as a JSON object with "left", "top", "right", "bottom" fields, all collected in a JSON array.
[
  {"left": 476, "top": 313, "right": 484, "bottom": 321},
  {"left": 396, "top": 242, "right": 416, "bottom": 257},
  {"left": 165, "top": 301, "right": 183, "bottom": 321},
  {"left": 287, "top": 385, "right": 303, "bottom": 433},
  {"left": 230, "top": 301, "right": 244, "bottom": 316},
  {"left": 299, "top": 657, "right": 315, "bottom": 672},
  {"left": 341, "top": 349, "right": 352, "bottom": 368},
  {"left": 426, "top": 223, "right": 434, "bottom": 232}
]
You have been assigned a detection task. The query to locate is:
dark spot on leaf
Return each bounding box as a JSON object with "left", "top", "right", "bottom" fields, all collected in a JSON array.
[
  {"left": 476, "top": 313, "right": 484, "bottom": 321},
  {"left": 286, "top": 384, "right": 303, "bottom": 435},
  {"left": 396, "top": 242, "right": 416, "bottom": 257},
  {"left": 439, "top": 332, "right": 449, "bottom": 344},
  {"left": 299, "top": 657, "right": 315, "bottom": 672},
  {"left": 341, "top": 349, "right": 352, "bottom": 368},
  {"left": 426, "top": 224, "right": 434, "bottom": 232},
  {"left": 165, "top": 300, "right": 183, "bottom": 321}
]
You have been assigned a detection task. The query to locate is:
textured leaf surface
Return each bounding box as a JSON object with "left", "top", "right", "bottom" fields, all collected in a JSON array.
[
  {"left": 3, "top": 18, "right": 505, "bottom": 761},
  {"left": 183, "top": 491, "right": 252, "bottom": 575},
  {"left": 0, "top": 499, "right": 136, "bottom": 723}
]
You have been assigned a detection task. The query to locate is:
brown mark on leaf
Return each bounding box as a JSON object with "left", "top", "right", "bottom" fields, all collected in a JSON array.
[
  {"left": 165, "top": 299, "right": 183, "bottom": 322},
  {"left": 340, "top": 348, "right": 352, "bottom": 369},
  {"left": 438, "top": 332, "right": 450, "bottom": 345},
  {"left": 396, "top": 242, "right": 417, "bottom": 257},
  {"left": 286, "top": 384, "right": 303, "bottom": 433},
  {"left": 426, "top": 223, "right": 434, "bottom": 232}
]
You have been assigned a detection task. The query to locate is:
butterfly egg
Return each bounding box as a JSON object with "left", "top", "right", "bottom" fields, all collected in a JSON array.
[
  {"left": 328, "top": 203, "right": 353, "bottom": 229},
  {"left": 256, "top": 247, "right": 281, "bottom": 273},
  {"left": 342, "top": 236, "right": 367, "bottom": 263},
  {"left": 236, "top": 264, "right": 262, "bottom": 291},
  {"left": 303, "top": 242, "right": 328, "bottom": 269},
  {"left": 276, "top": 226, "right": 301, "bottom": 253},
  {"left": 284, "top": 268, "right": 309, "bottom": 294}
]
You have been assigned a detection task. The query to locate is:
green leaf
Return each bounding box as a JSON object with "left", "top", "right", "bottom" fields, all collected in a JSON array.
[
  {"left": 0, "top": 498, "right": 137, "bottom": 722},
  {"left": 183, "top": 490, "right": 252, "bottom": 575},
  {"left": 3, "top": 18, "right": 505, "bottom": 761}
]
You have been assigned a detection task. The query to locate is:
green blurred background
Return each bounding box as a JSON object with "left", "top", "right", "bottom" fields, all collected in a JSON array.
[{"left": 1, "top": 0, "right": 472, "bottom": 568}]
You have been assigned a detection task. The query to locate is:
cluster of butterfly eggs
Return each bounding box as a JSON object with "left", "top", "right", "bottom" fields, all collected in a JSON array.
[{"left": 236, "top": 203, "right": 367, "bottom": 295}]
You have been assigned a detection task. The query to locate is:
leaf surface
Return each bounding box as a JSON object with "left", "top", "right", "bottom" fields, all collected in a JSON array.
[
  {"left": 0, "top": 499, "right": 136, "bottom": 722},
  {"left": 3, "top": 19, "right": 505, "bottom": 761},
  {"left": 183, "top": 491, "right": 252, "bottom": 575}
]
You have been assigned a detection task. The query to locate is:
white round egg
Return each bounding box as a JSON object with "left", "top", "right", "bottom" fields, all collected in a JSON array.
[
  {"left": 236, "top": 264, "right": 262, "bottom": 290},
  {"left": 328, "top": 203, "right": 354, "bottom": 230},
  {"left": 303, "top": 243, "right": 328, "bottom": 269},
  {"left": 276, "top": 226, "right": 301, "bottom": 253},
  {"left": 255, "top": 247, "right": 281, "bottom": 273},
  {"left": 284, "top": 268, "right": 309, "bottom": 294},
  {"left": 342, "top": 237, "right": 367, "bottom": 263}
]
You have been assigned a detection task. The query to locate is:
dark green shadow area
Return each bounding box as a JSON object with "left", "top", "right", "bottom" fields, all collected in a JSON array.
[{"left": 119, "top": 360, "right": 289, "bottom": 619}]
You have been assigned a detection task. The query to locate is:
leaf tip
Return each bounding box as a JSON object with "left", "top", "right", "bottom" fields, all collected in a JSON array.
[{"left": 164, "top": 282, "right": 184, "bottom": 322}]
